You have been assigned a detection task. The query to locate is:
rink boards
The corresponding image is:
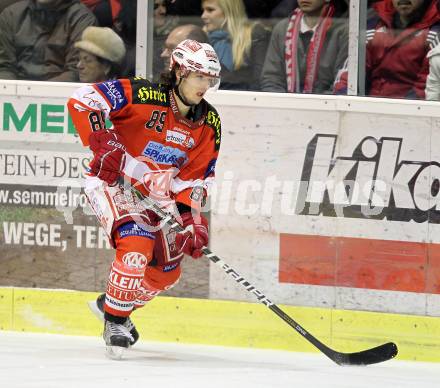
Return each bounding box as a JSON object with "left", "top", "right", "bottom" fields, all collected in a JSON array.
[
  {"left": 1, "top": 287, "right": 440, "bottom": 363},
  {"left": 208, "top": 91, "right": 440, "bottom": 318},
  {"left": 1, "top": 81, "right": 440, "bottom": 361}
]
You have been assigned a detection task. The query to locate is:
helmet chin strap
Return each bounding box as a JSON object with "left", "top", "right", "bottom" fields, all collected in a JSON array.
[{"left": 174, "top": 78, "right": 194, "bottom": 107}]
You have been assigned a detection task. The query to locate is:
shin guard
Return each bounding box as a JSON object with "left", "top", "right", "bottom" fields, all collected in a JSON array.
[{"left": 104, "top": 233, "right": 154, "bottom": 317}]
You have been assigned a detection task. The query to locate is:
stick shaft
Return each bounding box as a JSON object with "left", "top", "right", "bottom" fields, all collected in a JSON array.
[{"left": 122, "top": 178, "right": 398, "bottom": 365}]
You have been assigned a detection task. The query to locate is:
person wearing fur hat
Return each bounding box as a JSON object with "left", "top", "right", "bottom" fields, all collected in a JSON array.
[{"left": 75, "top": 26, "right": 126, "bottom": 83}]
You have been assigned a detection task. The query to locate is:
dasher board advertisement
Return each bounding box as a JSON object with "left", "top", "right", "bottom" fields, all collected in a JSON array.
[{"left": 209, "top": 97, "right": 440, "bottom": 317}]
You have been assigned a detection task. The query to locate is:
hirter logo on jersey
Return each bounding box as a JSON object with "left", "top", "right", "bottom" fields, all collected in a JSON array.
[
  {"left": 142, "top": 141, "right": 188, "bottom": 168},
  {"left": 136, "top": 85, "right": 167, "bottom": 104},
  {"left": 206, "top": 110, "right": 221, "bottom": 150}
]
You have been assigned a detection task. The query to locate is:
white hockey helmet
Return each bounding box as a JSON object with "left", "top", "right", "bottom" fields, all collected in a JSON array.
[{"left": 170, "top": 39, "right": 221, "bottom": 90}]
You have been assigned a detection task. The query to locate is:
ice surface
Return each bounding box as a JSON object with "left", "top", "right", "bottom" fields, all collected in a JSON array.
[{"left": 0, "top": 331, "right": 439, "bottom": 388}]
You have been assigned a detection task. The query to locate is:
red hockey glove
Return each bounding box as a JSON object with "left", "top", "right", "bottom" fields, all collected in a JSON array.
[
  {"left": 88, "top": 129, "right": 126, "bottom": 185},
  {"left": 175, "top": 212, "right": 209, "bottom": 259}
]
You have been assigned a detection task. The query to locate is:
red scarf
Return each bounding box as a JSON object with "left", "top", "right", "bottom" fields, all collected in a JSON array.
[
  {"left": 285, "top": 3, "right": 335, "bottom": 93},
  {"left": 81, "top": 0, "right": 101, "bottom": 10},
  {"left": 81, "top": 0, "right": 121, "bottom": 22}
]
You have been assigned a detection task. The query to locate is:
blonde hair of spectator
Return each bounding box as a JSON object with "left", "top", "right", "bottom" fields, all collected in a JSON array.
[{"left": 205, "top": 0, "right": 255, "bottom": 70}]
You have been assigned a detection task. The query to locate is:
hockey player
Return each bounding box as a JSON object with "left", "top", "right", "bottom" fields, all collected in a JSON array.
[{"left": 67, "top": 39, "right": 222, "bottom": 359}]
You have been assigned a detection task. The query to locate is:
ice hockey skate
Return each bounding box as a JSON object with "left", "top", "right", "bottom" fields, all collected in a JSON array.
[
  {"left": 103, "top": 320, "right": 134, "bottom": 360},
  {"left": 88, "top": 293, "right": 140, "bottom": 346}
]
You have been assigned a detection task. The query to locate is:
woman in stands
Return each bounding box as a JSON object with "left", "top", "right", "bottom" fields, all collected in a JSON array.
[
  {"left": 201, "top": 0, "right": 270, "bottom": 91},
  {"left": 75, "top": 26, "right": 126, "bottom": 82}
]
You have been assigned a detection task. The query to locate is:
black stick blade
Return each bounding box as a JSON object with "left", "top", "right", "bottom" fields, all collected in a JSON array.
[{"left": 332, "top": 342, "right": 398, "bottom": 366}]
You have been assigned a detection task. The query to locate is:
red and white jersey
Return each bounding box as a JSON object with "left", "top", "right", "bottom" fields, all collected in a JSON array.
[{"left": 67, "top": 77, "right": 221, "bottom": 209}]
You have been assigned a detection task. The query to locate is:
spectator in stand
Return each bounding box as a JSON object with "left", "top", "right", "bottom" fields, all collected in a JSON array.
[
  {"left": 201, "top": 0, "right": 270, "bottom": 90},
  {"left": 334, "top": 0, "right": 440, "bottom": 99},
  {"left": 165, "top": 0, "right": 202, "bottom": 24},
  {"left": 0, "top": 0, "right": 96, "bottom": 81},
  {"left": 75, "top": 26, "right": 126, "bottom": 82},
  {"left": 160, "top": 24, "right": 208, "bottom": 72},
  {"left": 0, "top": 0, "right": 17, "bottom": 13},
  {"left": 269, "top": 0, "right": 349, "bottom": 19},
  {"left": 114, "top": 0, "right": 181, "bottom": 79},
  {"left": 113, "top": 0, "right": 136, "bottom": 77},
  {"left": 426, "top": 43, "right": 440, "bottom": 100},
  {"left": 242, "top": 0, "right": 288, "bottom": 29},
  {"left": 165, "top": 0, "right": 285, "bottom": 22},
  {"left": 271, "top": 0, "right": 298, "bottom": 19},
  {"left": 153, "top": 0, "right": 179, "bottom": 80},
  {"left": 261, "top": 0, "right": 348, "bottom": 94},
  {"left": 242, "top": 0, "right": 284, "bottom": 20},
  {"left": 81, "top": 0, "right": 121, "bottom": 28}
]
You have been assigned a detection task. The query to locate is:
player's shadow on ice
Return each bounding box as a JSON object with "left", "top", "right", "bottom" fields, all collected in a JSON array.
[{"left": 126, "top": 345, "right": 305, "bottom": 371}]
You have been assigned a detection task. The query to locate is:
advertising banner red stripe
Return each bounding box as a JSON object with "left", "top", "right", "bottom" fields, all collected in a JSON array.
[{"left": 279, "top": 233, "right": 440, "bottom": 294}]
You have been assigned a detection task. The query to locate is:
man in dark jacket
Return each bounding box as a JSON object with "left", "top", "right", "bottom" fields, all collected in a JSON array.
[
  {"left": 334, "top": 0, "right": 440, "bottom": 98},
  {"left": 260, "top": 0, "right": 348, "bottom": 94},
  {"left": 0, "top": 0, "right": 97, "bottom": 81}
]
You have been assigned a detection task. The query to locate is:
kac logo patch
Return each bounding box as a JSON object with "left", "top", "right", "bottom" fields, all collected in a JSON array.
[{"left": 122, "top": 252, "right": 148, "bottom": 269}]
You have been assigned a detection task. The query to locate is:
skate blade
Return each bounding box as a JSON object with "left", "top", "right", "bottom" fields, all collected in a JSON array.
[
  {"left": 105, "top": 345, "right": 126, "bottom": 360},
  {"left": 87, "top": 300, "right": 104, "bottom": 322}
]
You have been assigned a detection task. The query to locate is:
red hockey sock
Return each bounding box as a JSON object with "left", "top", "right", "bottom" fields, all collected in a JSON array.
[
  {"left": 104, "top": 234, "right": 154, "bottom": 317},
  {"left": 133, "top": 264, "right": 181, "bottom": 309}
]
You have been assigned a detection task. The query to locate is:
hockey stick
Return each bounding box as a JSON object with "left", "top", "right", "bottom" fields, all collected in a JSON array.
[{"left": 120, "top": 179, "right": 398, "bottom": 366}]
